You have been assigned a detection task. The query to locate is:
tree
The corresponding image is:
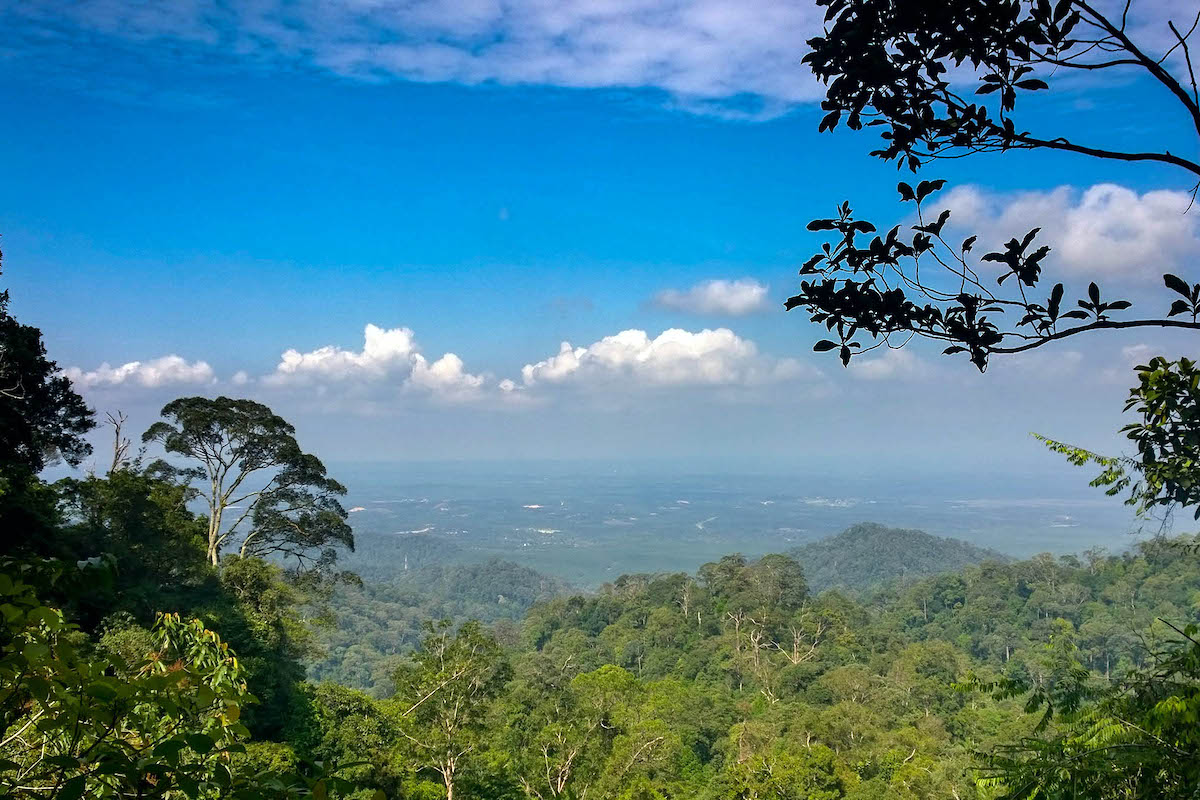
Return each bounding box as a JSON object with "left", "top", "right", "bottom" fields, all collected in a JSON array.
[
  {"left": 54, "top": 464, "right": 209, "bottom": 626},
  {"left": 0, "top": 248, "right": 95, "bottom": 557},
  {"left": 1038, "top": 356, "right": 1200, "bottom": 522},
  {"left": 142, "top": 396, "right": 352, "bottom": 568},
  {"left": 0, "top": 559, "right": 362, "bottom": 800},
  {"left": 389, "top": 620, "right": 511, "bottom": 800},
  {"left": 786, "top": 0, "right": 1200, "bottom": 370},
  {"left": 501, "top": 664, "right": 635, "bottom": 800},
  {"left": 0, "top": 248, "right": 94, "bottom": 477}
]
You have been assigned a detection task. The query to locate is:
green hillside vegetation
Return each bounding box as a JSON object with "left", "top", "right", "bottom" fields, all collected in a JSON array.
[
  {"left": 307, "top": 558, "right": 567, "bottom": 693},
  {"left": 791, "top": 523, "right": 1010, "bottom": 592},
  {"left": 307, "top": 523, "right": 1010, "bottom": 693}
]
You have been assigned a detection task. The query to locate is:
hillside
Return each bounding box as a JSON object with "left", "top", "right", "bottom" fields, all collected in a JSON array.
[
  {"left": 307, "top": 558, "right": 568, "bottom": 693},
  {"left": 791, "top": 522, "right": 1009, "bottom": 591}
]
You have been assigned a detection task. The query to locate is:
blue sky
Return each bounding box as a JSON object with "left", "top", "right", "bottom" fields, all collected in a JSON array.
[{"left": 3, "top": 0, "right": 1198, "bottom": 476}]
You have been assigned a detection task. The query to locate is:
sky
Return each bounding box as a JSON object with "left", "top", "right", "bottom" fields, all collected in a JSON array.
[{"left": 2, "top": 0, "right": 1198, "bottom": 480}]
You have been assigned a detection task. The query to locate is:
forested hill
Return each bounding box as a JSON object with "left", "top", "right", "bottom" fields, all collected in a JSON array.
[
  {"left": 308, "top": 558, "right": 567, "bottom": 692},
  {"left": 791, "top": 522, "right": 1009, "bottom": 591}
]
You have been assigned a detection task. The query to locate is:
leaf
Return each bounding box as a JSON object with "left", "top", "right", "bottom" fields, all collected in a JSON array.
[
  {"left": 897, "top": 182, "right": 915, "bottom": 202},
  {"left": 59, "top": 776, "right": 87, "bottom": 800},
  {"left": 813, "top": 340, "right": 839, "bottom": 352},
  {"left": 1015, "top": 79, "right": 1049, "bottom": 90},
  {"left": 1088, "top": 282, "right": 1100, "bottom": 305},
  {"left": 85, "top": 680, "right": 121, "bottom": 702},
  {"left": 154, "top": 739, "right": 190, "bottom": 758},
  {"left": 186, "top": 733, "right": 215, "bottom": 754},
  {"left": 1164, "top": 273, "right": 1191, "bottom": 296},
  {"left": 915, "top": 179, "right": 946, "bottom": 203},
  {"left": 1048, "top": 283, "right": 1064, "bottom": 318}
]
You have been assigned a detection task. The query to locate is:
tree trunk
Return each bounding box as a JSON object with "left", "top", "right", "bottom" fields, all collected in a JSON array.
[{"left": 208, "top": 493, "right": 223, "bottom": 566}]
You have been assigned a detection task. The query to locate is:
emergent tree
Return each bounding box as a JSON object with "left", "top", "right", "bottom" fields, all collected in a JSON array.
[{"left": 142, "top": 396, "right": 352, "bottom": 568}]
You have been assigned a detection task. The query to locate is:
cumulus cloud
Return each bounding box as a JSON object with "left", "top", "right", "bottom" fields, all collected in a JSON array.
[
  {"left": 64, "top": 355, "right": 216, "bottom": 389},
  {"left": 943, "top": 183, "right": 1200, "bottom": 279},
  {"left": 654, "top": 279, "right": 770, "bottom": 315},
  {"left": 10, "top": 0, "right": 826, "bottom": 113},
  {"left": 265, "top": 324, "right": 418, "bottom": 385},
  {"left": 518, "top": 327, "right": 812, "bottom": 389},
  {"left": 410, "top": 353, "right": 486, "bottom": 397},
  {"left": 264, "top": 323, "right": 486, "bottom": 401}
]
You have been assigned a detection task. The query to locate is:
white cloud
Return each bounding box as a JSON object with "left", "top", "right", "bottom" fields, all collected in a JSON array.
[
  {"left": 266, "top": 324, "right": 417, "bottom": 385},
  {"left": 64, "top": 355, "right": 216, "bottom": 389},
  {"left": 848, "top": 348, "right": 932, "bottom": 381},
  {"left": 263, "top": 323, "right": 486, "bottom": 401},
  {"left": 409, "top": 352, "right": 486, "bottom": 399},
  {"left": 11, "top": 0, "right": 827, "bottom": 113},
  {"left": 518, "top": 327, "right": 812, "bottom": 388},
  {"left": 654, "top": 278, "right": 770, "bottom": 315},
  {"left": 943, "top": 183, "right": 1200, "bottom": 279}
]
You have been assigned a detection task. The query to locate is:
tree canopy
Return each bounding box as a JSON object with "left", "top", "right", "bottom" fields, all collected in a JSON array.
[{"left": 142, "top": 396, "right": 352, "bottom": 568}]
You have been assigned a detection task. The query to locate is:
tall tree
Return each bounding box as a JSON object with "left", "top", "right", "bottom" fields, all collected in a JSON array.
[
  {"left": 142, "top": 396, "right": 352, "bottom": 568},
  {"left": 0, "top": 245, "right": 95, "bottom": 557},
  {"left": 0, "top": 248, "right": 94, "bottom": 477},
  {"left": 787, "top": 0, "right": 1200, "bottom": 370}
]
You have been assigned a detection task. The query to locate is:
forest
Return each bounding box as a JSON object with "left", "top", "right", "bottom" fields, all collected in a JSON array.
[
  {"left": 2, "top": 366, "right": 1199, "bottom": 800},
  {"left": 6, "top": 0, "right": 1200, "bottom": 796}
]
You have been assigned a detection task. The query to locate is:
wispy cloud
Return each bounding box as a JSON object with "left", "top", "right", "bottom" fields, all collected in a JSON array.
[
  {"left": 848, "top": 348, "right": 932, "bottom": 381},
  {"left": 7, "top": 0, "right": 826, "bottom": 114}
]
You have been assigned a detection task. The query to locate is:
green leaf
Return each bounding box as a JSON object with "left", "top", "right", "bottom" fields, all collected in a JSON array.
[
  {"left": 85, "top": 680, "right": 121, "bottom": 702},
  {"left": 154, "top": 739, "right": 190, "bottom": 758},
  {"left": 59, "top": 775, "right": 87, "bottom": 800},
  {"left": 186, "top": 733, "right": 215, "bottom": 754}
]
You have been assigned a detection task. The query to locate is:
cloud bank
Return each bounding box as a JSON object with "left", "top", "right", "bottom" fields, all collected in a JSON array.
[
  {"left": 654, "top": 279, "right": 770, "bottom": 315},
  {"left": 64, "top": 323, "right": 820, "bottom": 407}
]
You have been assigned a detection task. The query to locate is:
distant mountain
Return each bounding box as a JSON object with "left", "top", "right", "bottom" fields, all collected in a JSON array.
[{"left": 790, "top": 522, "right": 1009, "bottom": 592}]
